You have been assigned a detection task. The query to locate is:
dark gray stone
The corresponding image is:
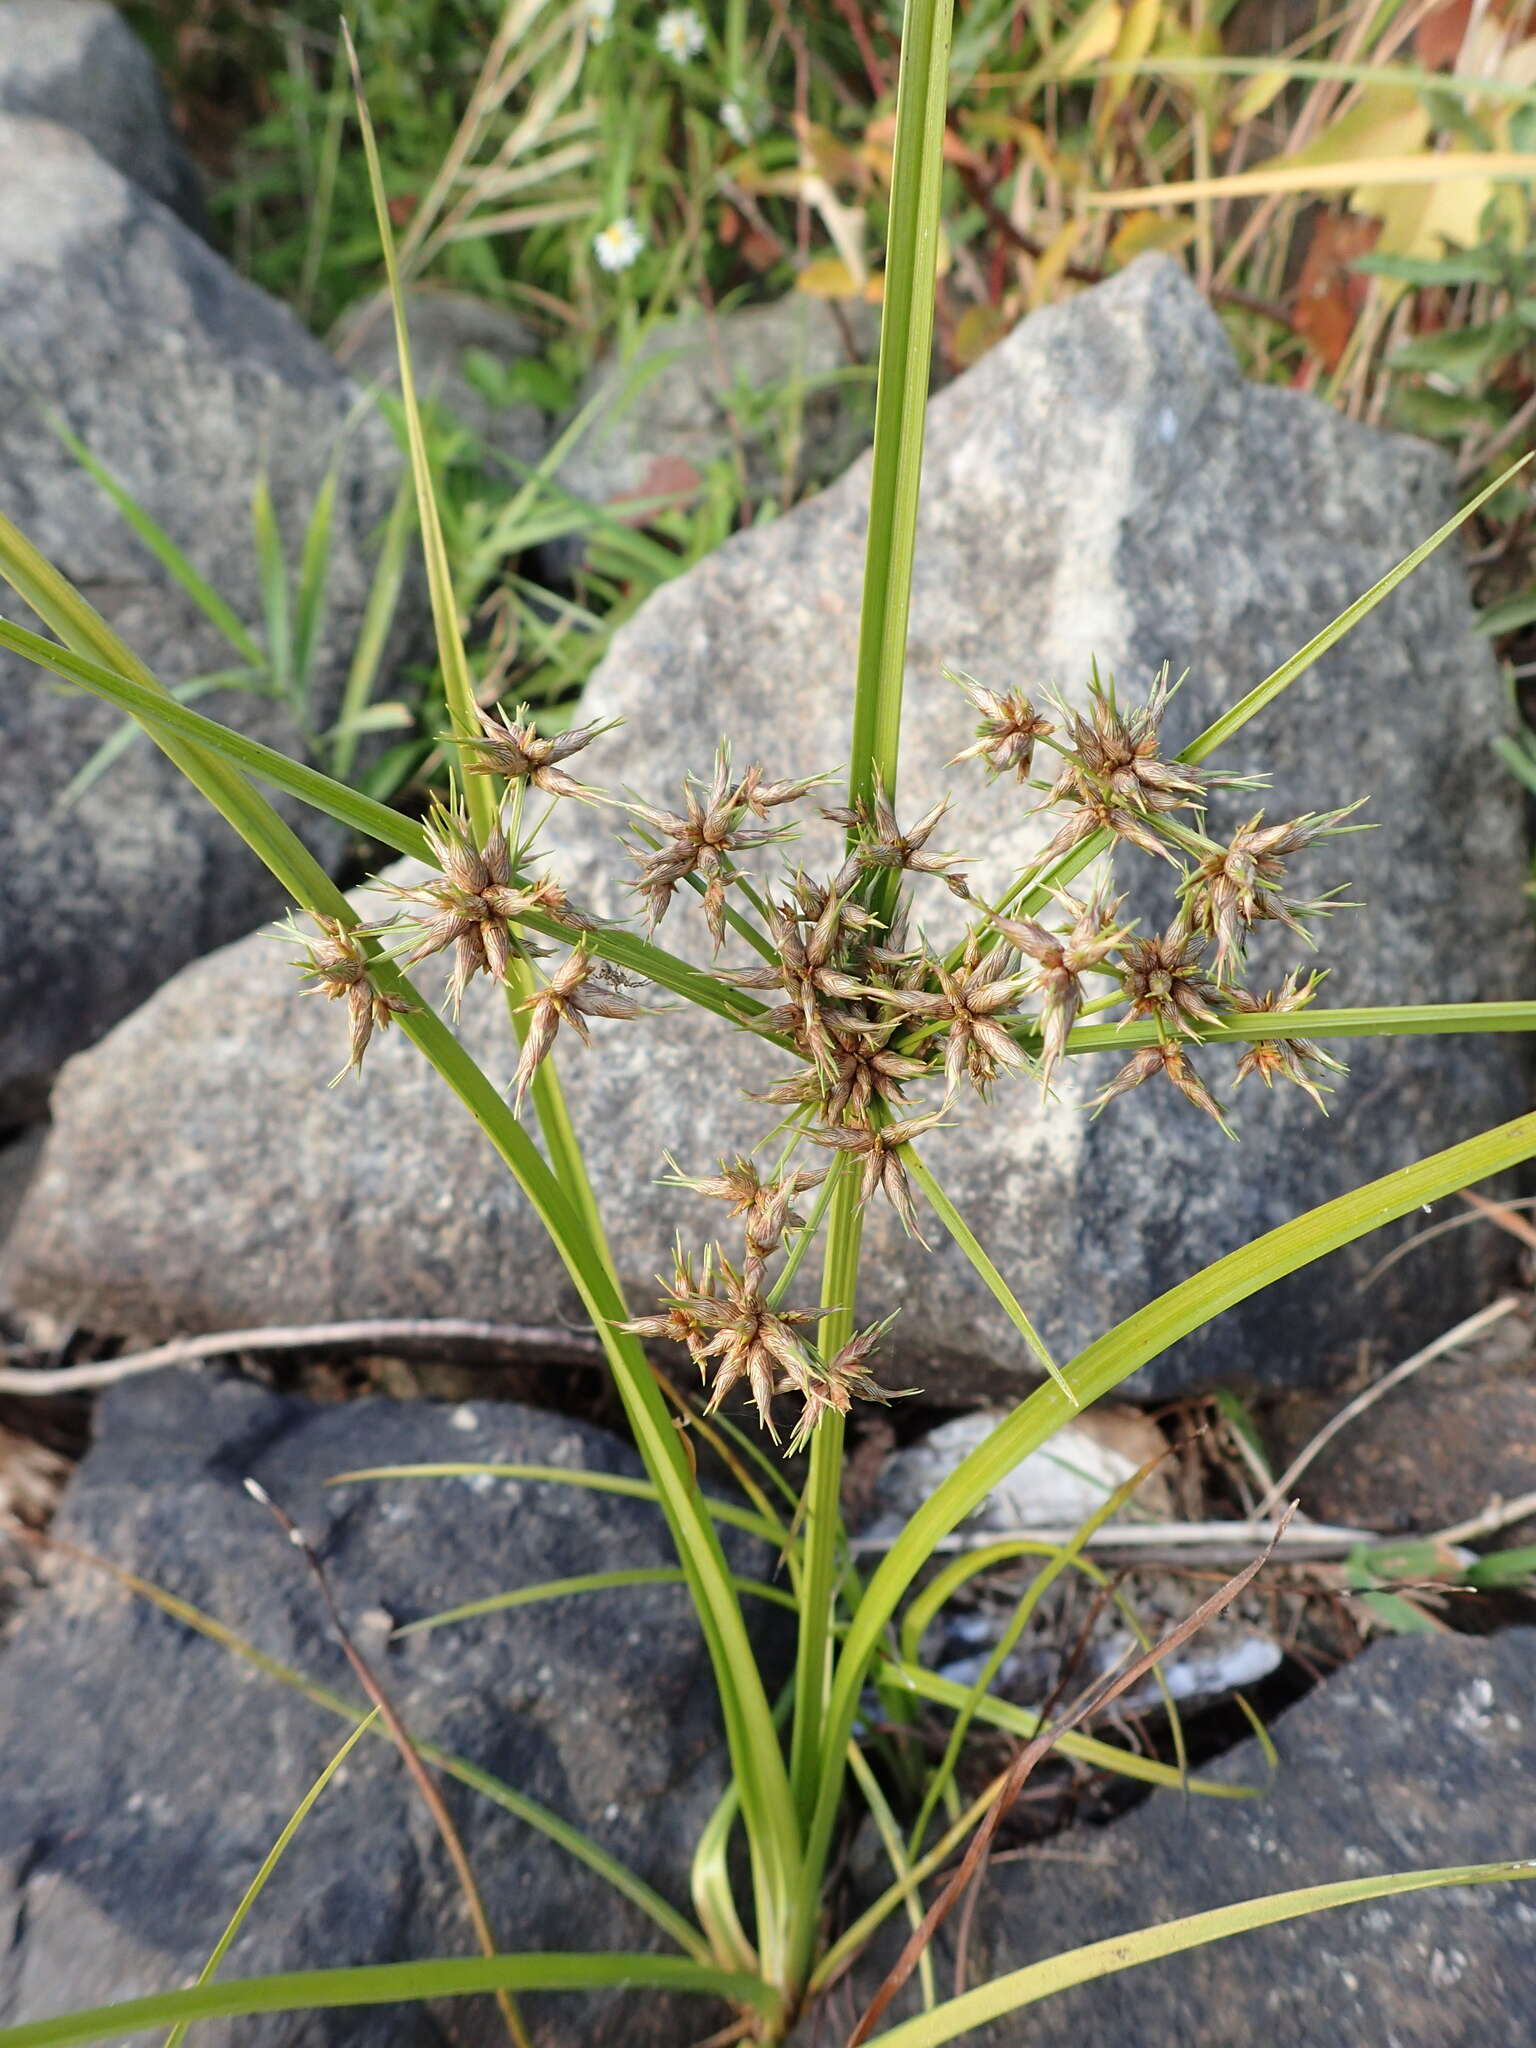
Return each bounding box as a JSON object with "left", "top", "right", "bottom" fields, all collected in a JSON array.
[
  {"left": 4, "top": 259, "right": 1527, "bottom": 1401},
  {"left": 0, "top": 114, "right": 416, "bottom": 1118},
  {"left": 0, "top": 1, "right": 205, "bottom": 230},
  {"left": 333, "top": 289, "right": 552, "bottom": 476},
  {"left": 544, "top": 293, "right": 879, "bottom": 575},
  {"left": 805, "top": 1630, "right": 1536, "bottom": 2046},
  {"left": 0, "top": 1371, "right": 766, "bottom": 2044}
]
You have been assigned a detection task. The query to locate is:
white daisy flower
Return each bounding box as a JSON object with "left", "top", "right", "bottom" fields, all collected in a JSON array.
[
  {"left": 584, "top": 0, "right": 615, "bottom": 40},
  {"left": 656, "top": 7, "right": 705, "bottom": 61},
  {"left": 593, "top": 216, "right": 645, "bottom": 273},
  {"left": 719, "top": 98, "right": 752, "bottom": 147}
]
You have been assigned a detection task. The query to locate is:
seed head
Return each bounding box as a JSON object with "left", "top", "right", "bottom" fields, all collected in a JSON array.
[
  {"left": 995, "top": 890, "right": 1127, "bottom": 1088},
  {"left": 626, "top": 1247, "right": 821, "bottom": 1440},
  {"left": 866, "top": 934, "right": 1033, "bottom": 1099},
  {"left": 1093, "top": 1039, "right": 1236, "bottom": 1138},
  {"left": 663, "top": 1155, "right": 825, "bottom": 1283},
  {"left": 824, "top": 777, "right": 971, "bottom": 898},
  {"left": 1036, "top": 664, "right": 1209, "bottom": 864},
  {"left": 1115, "top": 918, "right": 1223, "bottom": 1036},
  {"left": 626, "top": 744, "right": 800, "bottom": 947},
  {"left": 510, "top": 947, "right": 649, "bottom": 1114},
  {"left": 807, "top": 1110, "right": 947, "bottom": 1242},
  {"left": 287, "top": 913, "right": 415, "bottom": 1080},
  {"left": 1185, "top": 804, "right": 1362, "bottom": 978},
  {"left": 450, "top": 702, "right": 615, "bottom": 805},
  {"left": 945, "top": 667, "right": 1054, "bottom": 783},
  {"left": 1228, "top": 971, "right": 1345, "bottom": 1112},
  {"left": 784, "top": 1316, "right": 912, "bottom": 1456}
]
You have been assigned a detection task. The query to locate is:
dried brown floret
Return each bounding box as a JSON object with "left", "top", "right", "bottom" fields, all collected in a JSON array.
[
  {"left": 622, "top": 1248, "right": 822, "bottom": 1440},
  {"left": 450, "top": 701, "right": 615, "bottom": 804},
  {"left": 1093, "top": 1040, "right": 1235, "bottom": 1138},
  {"left": 945, "top": 667, "right": 1054, "bottom": 783},
  {"left": 996, "top": 890, "right": 1128, "bottom": 1088},
  {"left": 510, "top": 947, "right": 649, "bottom": 1113},
  {"left": 374, "top": 801, "right": 598, "bottom": 1016},
  {"left": 784, "top": 1317, "right": 912, "bottom": 1456},
  {"left": 663, "top": 1155, "right": 825, "bottom": 1282},
  {"left": 866, "top": 935, "right": 1033, "bottom": 1099},
  {"left": 288, "top": 913, "right": 414, "bottom": 1080},
  {"left": 626, "top": 744, "right": 800, "bottom": 947},
  {"left": 807, "top": 1109, "right": 947, "bottom": 1242},
  {"left": 1115, "top": 918, "right": 1224, "bottom": 1037},
  {"left": 1185, "top": 805, "right": 1362, "bottom": 978},
  {"left": 1228, "top": 971, "right": 1345, "bottom": 1112},
  {"left": 823, "top": 777, "right": 971, "bottom": 897}
]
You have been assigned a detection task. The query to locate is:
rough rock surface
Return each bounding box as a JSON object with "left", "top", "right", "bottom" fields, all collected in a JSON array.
[
  {"left": 6, "top": 259, "right": 1528, "bottom": 1400},
  {"left": 809, "top": 1630, "right": 1536, "bottom": 2046},
  {"left": 544, "top": 293, "right": 879, "bottom": 575},
  {"left": 0, "top": 114, "right": 413, "bottom": 1117},
  {"left": 334, "top": 288, "right": 552, "bottom": 474},
  {"left": 0, "top": 1, "right": 205, "bottom": 230},
  {"left": 0, "top": 1371, "right": 765, "bottom": 2044}
]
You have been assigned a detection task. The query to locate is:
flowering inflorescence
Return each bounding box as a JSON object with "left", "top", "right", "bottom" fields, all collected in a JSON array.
[{"left": 312, "top": 660, "right": 1360, "bottom": 1450}]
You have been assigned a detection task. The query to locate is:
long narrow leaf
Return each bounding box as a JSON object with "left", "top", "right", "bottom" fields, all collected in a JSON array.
[
  {"left": 0, "top": 1953, "right": 775, "bottom": 2048},
  {"left": 862, "top": 1864, "right": 1536, "bottom": 2045},
  {"left": 805, "top": 1108, "right": 1536, "bottom": 1895}
]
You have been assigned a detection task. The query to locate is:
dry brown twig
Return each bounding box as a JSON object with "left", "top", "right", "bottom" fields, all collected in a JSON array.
[{"left": 0, "top": 1317, "right": 605, "bottom": 1396}]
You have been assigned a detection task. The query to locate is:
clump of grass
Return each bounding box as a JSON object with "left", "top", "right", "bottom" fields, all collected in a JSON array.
[{"left": 4, "top": 5, "right": 1536, "bottom": 2045}]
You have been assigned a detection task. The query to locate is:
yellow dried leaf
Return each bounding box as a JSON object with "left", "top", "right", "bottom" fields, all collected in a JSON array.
[
  {"left": 1096, "top": 0, "right": 1161, "bottom": 143},
  {"left": 1050, "top": 0, "right": 1124, "bottom": 80},
  {"left": 1109, "top": 210, "right": 1195, "bottom": 265},
  {"left": 795, "top": 256, "right": 863, "bottom": 299},
  {"left": 1030, "top": 217, "right": 1085, "bottom": 308}
]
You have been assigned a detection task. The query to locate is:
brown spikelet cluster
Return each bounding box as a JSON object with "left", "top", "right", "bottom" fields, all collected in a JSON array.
[
  {"left": 288, "top": 914, "right": 414, "bottom": 1080},
  {"left": 321, "top": 668, "right": 1361, "bottom": 1453}
]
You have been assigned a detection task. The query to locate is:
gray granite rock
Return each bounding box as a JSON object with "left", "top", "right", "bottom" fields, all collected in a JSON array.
[
  {"left": 0, "top": 1, "right": 205, "bottom": 230},
  {"left": 0, "top": 114, "right": 415, "bottom": 1118},
  {"left": 0, "top": 1371, "right": 770, "bottom": 2045},
  {"left": 806, "top": 1630, "right": 1536, "bottom": 2046},
  {"left": 4, "top": 258, "right": 1528, "bottom": 1401},
  {"left": 333, "top": 288, "right": 552, "bottom": 475},
  {"left": 545, "top": 292, "right": 879, "bottom": 575}
]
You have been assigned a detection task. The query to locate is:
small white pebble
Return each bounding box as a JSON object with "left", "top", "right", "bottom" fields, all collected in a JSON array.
[{"left": 450, "top": 1405, "right": 479, "bottom": 1433}]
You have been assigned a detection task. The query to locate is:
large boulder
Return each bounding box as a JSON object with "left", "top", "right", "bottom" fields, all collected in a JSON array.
[
  {"left": 4, "top": 258, "right": 1528, "bottom": 1400},
  {"left": 0, "top": 114, "right": 415, "bottom": 1119},
  {"left": 809, "top": 1629, "right": 1536, "bottom": 2045},
  {"left": 0, "top": 1371, "right": 768, "bottom": 2045},
  {"left": 0, "top": 1, "right": 205, "bottom": 230}
]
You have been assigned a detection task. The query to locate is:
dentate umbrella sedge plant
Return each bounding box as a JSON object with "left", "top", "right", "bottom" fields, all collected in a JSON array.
[{"left": 2, "top": 7, "right": 1536, "bottom": 2045}]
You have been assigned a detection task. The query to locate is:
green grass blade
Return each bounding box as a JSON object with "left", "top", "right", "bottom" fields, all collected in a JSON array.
[
  {"left": 846, "top": 0, "right": 954, "bottom": 813},
  {"left": 882, "top": 1662, "right": 1253, "bottom": 1797},
  {"left": 807, "top": 1108, "right": 1536, "bottom": 1896},
  {"left": 691, "top": 1782, "right": 758, "bottom": 1974},
  {"left": 250, "top": 473, "right": 293, "bottom": 699},
  {"left": 346, "top": 24, "right": 492, "bottom": 843},
  {"left": 848, "top": 1741, "right": 937, "bottom": 2014},
  {"left": 329, "top": 471, "right": 415, "bottom": 782},
  {"left": 0, "top": 1953, "right": 775, "bottom": 2048},
  {"left": 1050, "top": 1002, "right": 1536, "bottom": 1056},
  {"left": 0, "top": 613, "right": 779, "bottom": 1036},
  {"left": 862, "top": 1864, "right": 1536, "bottom": 2045},
  {"left": 43, "top": 412, "right": 264, "bottom": 667},
  {"left": 0, "top": 512, "right": 335, "bottom": 912},
  {"left": 393, "top": 1567, "right": 797, "bottom": 1637},
  {"left": 328, "top": 1466, "right": 790, "bottom": 1563},
  {"left": 1183, "top": 458, "right": 1531, "bottom": 766},
  {"left": 907, "top": 1151, "right": 1072, "bottom": 1400},
  {"left": 291, "top": 462, "right": 340, "bottom": 701},
  {"left": 72, "top": 1544, "right": 713, "bottom": 1962},
  {"left": 163, "top": 1710, "right": 382, "bottom": 2048},
  {"left": 53, "top": 670, "right": 264, "bottom": 814}
]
